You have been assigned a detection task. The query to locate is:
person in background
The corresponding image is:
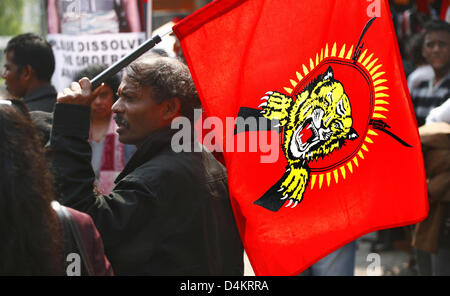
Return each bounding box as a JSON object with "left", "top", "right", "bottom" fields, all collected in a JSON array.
[
  {"left": 412, "top": 123, "right": 450, "bottom": 275},
  {"left": 0, "top": 98, "right": 112, "bottom": 276},
  {"left": 47, "top": 0, "right": 141, "bottom": 34},
  {"left": 1, "top": 33, "right": 57, "bottom": 112},
  {"left": 50, "top": 55, "right": 244, "bottom": 275},
  {"left": 407, "top": 34, "right": 434, "bottom": 93},
  {"left": 30, "top": 111, "right": 54, "bottom": 146},
  {"left": 73, "top": 64, "right": 124, "bottom": 194},
  {"left": 408, "top": 20, "right": 450, "bottom": 275},
  {"left": 0, "top": 99, "right": 62, "bottom": 275},
  {"left": 410, "top": 20, "right": 450, "bottom": 126},
  {"left": 412, "top": 95, "right": 450, "bottom": 276}
]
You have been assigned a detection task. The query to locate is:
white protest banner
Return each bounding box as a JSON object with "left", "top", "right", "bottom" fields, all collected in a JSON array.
[{"left": 48, "top": 32, "right": 145, "bottom": 91}]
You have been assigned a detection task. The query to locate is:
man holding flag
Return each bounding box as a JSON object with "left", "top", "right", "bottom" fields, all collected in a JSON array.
[{"left": 50, "top": 54, "right": 244, "bottom": 275}]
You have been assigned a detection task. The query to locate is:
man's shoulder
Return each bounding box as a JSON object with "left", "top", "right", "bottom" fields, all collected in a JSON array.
[
  {"left": 124, "top": 148, "right": 226, "bottom": 187},
  {"left": 120, "top": 149, "right": 194, "bottom": 181},
  {"left": 24, "top": 84, "right": 57, "bottom": 100},
  {"left": 24, "top": 84, "right": 57, "bottom": 112}
]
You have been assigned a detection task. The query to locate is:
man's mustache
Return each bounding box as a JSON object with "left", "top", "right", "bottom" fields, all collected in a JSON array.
[{"left": 113, "top": 115, "right": 129, "bottom": 128}]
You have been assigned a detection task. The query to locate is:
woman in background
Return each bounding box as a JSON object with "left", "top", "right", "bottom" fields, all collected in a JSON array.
[
  {"left": 0, "top": 98, "right": 112, "bottom": 275},
  {"left": 74, "top": 64, "right": 125, "bottom": 194},
  {"left": 0, "top": 99, "right": 63, "bottom": 275}
]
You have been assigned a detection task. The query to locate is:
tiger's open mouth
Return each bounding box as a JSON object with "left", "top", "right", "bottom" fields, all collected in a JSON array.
[
  {"left": 290, "top": 108, "right": 332, "bottom": 157},
  {"left": 295, "top": 117, "right": 320, "bottom": 152}
]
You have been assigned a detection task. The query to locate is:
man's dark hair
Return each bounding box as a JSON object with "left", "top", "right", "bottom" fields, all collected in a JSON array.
[
  {"left": 0, "top": 99, "right": 63, "bottom": 275},
  {"left": 423, "top": 20, "right": 450, "bottom": 37},
  {"left": 73, "top": 64, "right": 121, "bottom": 102},
  {"left": 5, "top": 33, "right": 55, "bottom": 82},
  {"left": 125, "top": 56, "right": 201, "bottom": 121}
]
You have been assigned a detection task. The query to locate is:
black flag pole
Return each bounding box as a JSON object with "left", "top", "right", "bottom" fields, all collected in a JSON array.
[{"left": 90, "top": 28, "right": 173, "bottom": 90}]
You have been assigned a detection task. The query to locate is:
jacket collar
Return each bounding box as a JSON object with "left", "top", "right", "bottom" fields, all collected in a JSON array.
[
  {"left": 115, "top": 126, "right": 179, "bottom": 183},
  {"left": 23, "top": 84, "right": 57, "bottom": 103}
]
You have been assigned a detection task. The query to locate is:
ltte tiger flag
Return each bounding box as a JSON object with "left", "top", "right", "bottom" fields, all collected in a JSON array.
[{"left": 173, "top": 0, "right": 429, "bottom": 275}]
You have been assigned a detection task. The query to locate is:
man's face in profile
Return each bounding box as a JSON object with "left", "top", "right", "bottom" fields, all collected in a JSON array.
[
  {"left": 112, "top": 74, "right": 168, "bottom": 146},
  {"left": 1, "top": 51, "right": 25, "bottom": 98}
]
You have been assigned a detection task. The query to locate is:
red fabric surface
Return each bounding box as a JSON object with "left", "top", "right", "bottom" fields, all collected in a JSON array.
[{"left": 174, "top": 0, "right": 428, "bottom": 275}]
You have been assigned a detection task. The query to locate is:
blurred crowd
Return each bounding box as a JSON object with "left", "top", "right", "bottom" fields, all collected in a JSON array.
[{"left": 374, "top": 1, "right": 450, "bottom": 276}]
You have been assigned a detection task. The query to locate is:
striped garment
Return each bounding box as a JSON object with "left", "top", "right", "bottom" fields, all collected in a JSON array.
[{"left": 411, "top": 73, "right": 450, "bottom": 126}]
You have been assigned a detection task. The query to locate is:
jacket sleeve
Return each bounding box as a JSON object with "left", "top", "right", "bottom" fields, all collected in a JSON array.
[
  {"left": 49, "top": 103, "right": 157, "bottom": 248},
  {"left": 66, "top": 207, "right": 114, "bottom": 276}
]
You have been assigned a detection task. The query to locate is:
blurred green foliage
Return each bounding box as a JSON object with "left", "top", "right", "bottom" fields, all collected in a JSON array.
[
  {"left": 0, "top": 0, "right": 25, "bottom": 36},
  {"left": 0, "top": 0, "right": 42, "bottom": 36}
]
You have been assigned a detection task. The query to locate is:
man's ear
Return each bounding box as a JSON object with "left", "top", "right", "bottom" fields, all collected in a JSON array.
[
  {"left": 20, "top": 65, "right": 34, "bottom": 82},
  {"left": 163, "top": 97, "right": 181, "bottom": 120}
]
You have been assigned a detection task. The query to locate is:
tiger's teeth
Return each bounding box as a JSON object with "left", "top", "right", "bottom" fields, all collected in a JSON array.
[{"left": 312, "top": 108, "right": 324, "bottom": 129}]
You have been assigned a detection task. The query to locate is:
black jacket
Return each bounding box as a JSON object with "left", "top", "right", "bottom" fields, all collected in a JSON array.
[
  {"left": 50, "top": 103, "right": 244, "bottom": 275},
  {"left": 23, "top": 84, "right": 57, "bottom": 113}
]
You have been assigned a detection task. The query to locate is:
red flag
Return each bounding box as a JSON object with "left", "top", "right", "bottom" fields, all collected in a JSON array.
[{"left": 174, "top": 0, "right": 428, "bottom": 275}]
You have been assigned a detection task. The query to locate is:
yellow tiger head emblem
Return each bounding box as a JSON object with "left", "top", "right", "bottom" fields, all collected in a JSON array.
[
  {"left": 259, "top": 66, "right": 358, "bottom": 208},
  {"left": 284, "top": 66, "right": 358, "bottom": 163}
]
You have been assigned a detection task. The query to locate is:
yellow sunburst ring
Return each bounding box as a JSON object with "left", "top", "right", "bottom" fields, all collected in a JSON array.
[{"left": 283, "top": 43, "right": 389, "bottom": 190}]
